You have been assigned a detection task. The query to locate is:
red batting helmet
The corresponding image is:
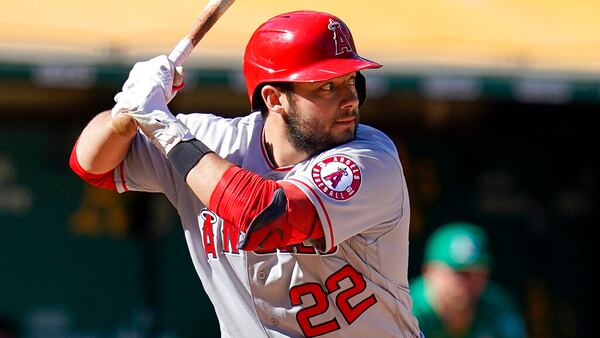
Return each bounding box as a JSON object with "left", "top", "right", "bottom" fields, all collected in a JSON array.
[{"left": 243, "top": 10, "right": 382, "bottom": 111}]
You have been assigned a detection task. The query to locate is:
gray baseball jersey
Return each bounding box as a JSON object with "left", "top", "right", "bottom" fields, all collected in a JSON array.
[{"left": 113, "top": 111, "right": 420, "bottom": 337}]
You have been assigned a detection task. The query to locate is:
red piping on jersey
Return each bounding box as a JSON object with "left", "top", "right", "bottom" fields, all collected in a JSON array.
[
  {"left": 288, "top": 178, "right": 335, "bottom": 247},
  {"left": 260, "top": 128, "right": 293, "bottom": 172},
  {"left": 118, "top": 162, "right": 129, "bottom": 192},
  {"left": 69, "top": 139, "right": 117, "bottom": 191}
]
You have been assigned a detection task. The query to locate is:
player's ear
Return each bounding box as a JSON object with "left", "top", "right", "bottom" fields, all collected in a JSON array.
[{"left": 261, "top": 85, "right": 286, "bottom": 115}]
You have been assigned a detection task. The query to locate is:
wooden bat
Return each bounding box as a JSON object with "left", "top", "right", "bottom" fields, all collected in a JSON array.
[{"left": 112, "top": 0, "right": 236, "bottom": 135}]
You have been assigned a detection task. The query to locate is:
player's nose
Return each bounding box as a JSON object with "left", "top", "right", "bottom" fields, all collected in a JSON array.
[{"left": 339, "top": 83, "right": 360, "bottom": 111}]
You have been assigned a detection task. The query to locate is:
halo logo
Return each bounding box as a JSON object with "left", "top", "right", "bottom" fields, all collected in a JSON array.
[
  {"left": 312, "top": 155, "right": 361, "bottom": 200},
  {"left": 328, "top": 19, "right": 353, "bottom": 55}
]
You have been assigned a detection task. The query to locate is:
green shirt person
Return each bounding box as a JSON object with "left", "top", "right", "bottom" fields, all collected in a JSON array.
[{"left": 410, "top": 222, "right": 527, "bottom": 338}]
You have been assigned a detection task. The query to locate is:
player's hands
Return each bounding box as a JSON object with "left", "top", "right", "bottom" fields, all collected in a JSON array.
[
  {"left": 112, "top": 55, "right": 180, "bottom": 119},
  {"left": 115, "top": 66, "right": 184, "bottom": 110},
  {"left": 111, "top": 55, "right": 192, "bottom": 154}
]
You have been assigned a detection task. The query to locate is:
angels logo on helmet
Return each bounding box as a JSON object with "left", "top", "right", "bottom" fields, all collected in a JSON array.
[
  {"left": 312, "top": 155, "right": 362, "bottom": 200},
  {"left": 328, "top": 19, "right": 353, "bottom": 55},
  {"left": 242, "top": 10, "right": 382, "bottom": 110}
]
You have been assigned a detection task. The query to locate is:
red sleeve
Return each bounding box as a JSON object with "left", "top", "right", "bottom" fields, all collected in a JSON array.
[
  {"left": 69, "top": 139, "right": 117, "bottom": 191},
  {"left": 209, "top": 166, "right": 323, "bottom": 251}
]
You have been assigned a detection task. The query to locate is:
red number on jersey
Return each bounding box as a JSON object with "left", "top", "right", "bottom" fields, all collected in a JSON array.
[
  {"left": 289, "top": 265, "right": 377, "bottom": 336},
  {"left": 326, "top": 265, "right": 378, "bottom": 324},
  {"left": 290, "top": 283, "right": 340, "bottom": 337}
]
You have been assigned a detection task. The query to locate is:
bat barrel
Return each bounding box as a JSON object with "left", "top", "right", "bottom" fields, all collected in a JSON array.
[{"left": 169, "top": 0, "right": 236, "bottom": 66}]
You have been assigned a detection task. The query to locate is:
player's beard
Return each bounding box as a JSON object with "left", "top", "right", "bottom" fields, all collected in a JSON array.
[{"left": 283, "top": 99, "right": 359, "bottom": 157}]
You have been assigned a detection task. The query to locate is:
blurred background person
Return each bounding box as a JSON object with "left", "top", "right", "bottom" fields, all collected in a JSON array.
[{"left": 410, "top": 222, "right": 527, "bottom": 338}]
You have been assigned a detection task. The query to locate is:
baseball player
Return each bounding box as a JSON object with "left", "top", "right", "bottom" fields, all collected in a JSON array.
[
  {"left": 410, "top": 222, "right": 527, "bottom": 338},
  {"left": 70, "top": 11, "right": 421, "bottom": 337}
]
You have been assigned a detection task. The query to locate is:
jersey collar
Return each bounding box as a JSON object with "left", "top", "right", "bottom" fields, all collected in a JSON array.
[{"left": 260, "top": 127, "right": 294, "bottom": 172}]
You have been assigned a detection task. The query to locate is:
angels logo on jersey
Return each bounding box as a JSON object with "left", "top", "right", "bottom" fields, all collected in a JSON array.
[{"left": 312, "top": 155, "right": 361, "bottom": 200}]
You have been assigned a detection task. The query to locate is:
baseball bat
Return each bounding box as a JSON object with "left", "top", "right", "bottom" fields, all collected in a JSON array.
[{"left": 112, "top": 0, "right": 236, "bottom": 135}]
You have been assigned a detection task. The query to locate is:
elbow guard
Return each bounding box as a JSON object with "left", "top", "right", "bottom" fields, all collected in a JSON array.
[{"left": 209, "top": 166, "right": 324, "bottom": 251}]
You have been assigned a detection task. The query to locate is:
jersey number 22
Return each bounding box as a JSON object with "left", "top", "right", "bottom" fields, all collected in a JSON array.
[{"left": 289, "top": 264, "right": 377, "bottom": 337}]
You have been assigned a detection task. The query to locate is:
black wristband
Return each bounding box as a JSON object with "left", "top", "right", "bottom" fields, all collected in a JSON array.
[{"left": 166, "top": 139, "right": 213, "bottom": 179}]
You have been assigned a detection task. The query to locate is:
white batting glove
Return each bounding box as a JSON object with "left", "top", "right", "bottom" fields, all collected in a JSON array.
[
  {"left": 111, "top": 55, "right": 193, "bottom": 155},
  {"left": 112, "top": 55, "right": 182, "bottom": 118},
  {"left": 115, "top": 55, "right": 180, "bottom": 106}
]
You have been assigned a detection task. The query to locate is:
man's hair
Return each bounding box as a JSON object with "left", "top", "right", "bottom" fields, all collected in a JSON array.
[{"left": 254, "top": 82, "right": 294, "bottom": 114}]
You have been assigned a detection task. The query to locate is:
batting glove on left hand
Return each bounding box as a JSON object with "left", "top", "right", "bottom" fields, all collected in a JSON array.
[
  {"left": 114, "top": 55, "right": 183, "bottom": 108},
  {"left": 112, "top": 55, "right": 193, "bottom": 155}
]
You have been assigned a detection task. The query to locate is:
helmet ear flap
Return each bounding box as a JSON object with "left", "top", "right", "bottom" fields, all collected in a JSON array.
[
  {"left": 252, "top": 84, "right": 266, "bottom": 112},
  {"left": 356, "top": 71, "right": 367, "bottom": 106}
]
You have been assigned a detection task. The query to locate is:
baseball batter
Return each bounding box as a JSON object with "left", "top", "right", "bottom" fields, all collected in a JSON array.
[{"left": 70, "top": 11, "right": 421, "bottom": 337}]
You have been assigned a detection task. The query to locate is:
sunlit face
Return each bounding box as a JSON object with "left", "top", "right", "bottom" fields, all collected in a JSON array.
[{"left": 282, "top": 73, "right": 360, "bottom": 156}]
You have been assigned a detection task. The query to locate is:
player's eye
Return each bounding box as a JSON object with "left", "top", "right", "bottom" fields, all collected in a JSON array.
[
  {"left": 321, "top": 82, "right": 334, "bottom": 91},
  {"left": 348, "top": 76, "right": 356, "bottom": 86}
]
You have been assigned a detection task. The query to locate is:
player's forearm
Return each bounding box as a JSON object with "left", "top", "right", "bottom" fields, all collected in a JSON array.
[
  {"left": 181, "top": 152, "right": 324, "bottom": 251},
  {"left": 76, "top": 110, "right": 137, "bottom": 174},
  {"left": 185, "top": 153, "right": 234, "bottom": 205}
]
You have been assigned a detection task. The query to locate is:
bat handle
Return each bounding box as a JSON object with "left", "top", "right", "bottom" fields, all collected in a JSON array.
[
  {"left": 112, "top": 113, "right": 137, "bottom": 136},
  {"left": 113, "top": 0, "right": 236, "bottom": 136},
  {"left": 168, "top": 38, "right": 194, "bottom": 66}
]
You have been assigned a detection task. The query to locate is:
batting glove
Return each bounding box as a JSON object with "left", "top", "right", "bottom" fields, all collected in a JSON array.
[{"left": 111, "top": 55, "right": 193, "bottom": 155}]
